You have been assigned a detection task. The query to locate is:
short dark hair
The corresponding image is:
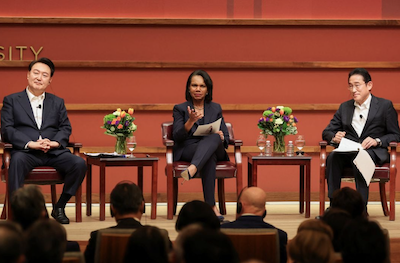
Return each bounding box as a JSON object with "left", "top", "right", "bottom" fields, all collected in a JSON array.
[
  {"left": 331, "top": 187, "right": 366, "bottom": 219},
  {"left": 11, "top": 185, "right": 47, "bottom": 230},
  {"left": 0, "top": 221, "right": 24, "bottom": 263},
  {"left": 181, "top": 228, "right": 239, "bottom": 263},
  {"left": 175, "top": 200, "right": 220, "bottom": 231},
  {"left": 29, "top": 57, "right": 55, "bottom": 77},
  {"left": 124, "top": 226, "right": 169, "bottom": 263},
  {"left": 321, "top": 208, "right": 353, "bottom": 252},
  {"left": 348, "top": 68, "right": 371, "bottom": 83},
  {"left": 110, "top": 181, "right": 144, "bottom": 215},
  {"left": 185, "top": 70, "right": 213, "bottom": 103},
  {"left": 25, "top": 220, "right": 67, "bottom": 263},
  {"left": 340, "top": 219, "right": 387, "bottom": 263}
]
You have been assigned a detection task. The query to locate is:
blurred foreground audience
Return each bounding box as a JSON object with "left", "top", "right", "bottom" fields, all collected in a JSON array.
[{"left": 0, "top": 221, "right": 24, "bottom": 263}]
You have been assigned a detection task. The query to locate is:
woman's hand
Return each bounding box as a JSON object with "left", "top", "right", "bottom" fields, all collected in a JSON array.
[
  {"left": 187, "top": 106, "right": 203, "bottom": 122},
  {"left": 217, "top": 130, "right": 224, "bottom": 141}
]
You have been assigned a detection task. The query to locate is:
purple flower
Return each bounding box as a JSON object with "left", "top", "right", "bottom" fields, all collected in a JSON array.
[
  {"left": 294, "top": 117, "right": 299, "bottom": 122},
  {"left": 267, "top": 107, "right": 271, "bottom": 110},
  {"left": 115, "top": 121, "right": 120, "bottom": 125},
  {"left": 107, "top": 121, "right": 111, "bottom": 124},
  {"left": 283, "top": 116, "right": 289, "bottom": 122},
  {"left": 268, "top": 114, "right": 273, "bottom": 118},
  {"left": 125, "top": 121, "right": 129, "bottom": 126}
]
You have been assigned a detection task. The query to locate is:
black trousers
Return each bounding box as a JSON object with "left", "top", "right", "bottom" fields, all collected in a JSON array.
[
  {"left": 180, "top": 134, "right": 227, "bottom": 206},
  {"left": 8, "top": 150, "right": 87, "bottom": 197},
  {"left": 326, "top": 151, "right": 377, "bottom": 206}
]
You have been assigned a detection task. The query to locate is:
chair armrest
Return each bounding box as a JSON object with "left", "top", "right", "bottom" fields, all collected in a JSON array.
[
  {"left": 229, "top": 139, "right": 243, "bottom": 147},
  {"left": 0, "top": 141, "right": 12, "bottom": 172},
  {"left": 319, "top": 140, "right": 328, "bottom": 172},
  {"left": 67, "top": 142, "right": 82, "bottom": 156},
  {"left": 162, "top": 139, "right": 174, "bottom": 147},
  {"left": 389, "top": 142, "right": 397, "bottom": 169}
]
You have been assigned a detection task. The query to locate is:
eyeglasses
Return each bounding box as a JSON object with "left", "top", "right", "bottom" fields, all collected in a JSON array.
[{"left": 348, "top": 82, "right": 367, "bottom": 91}]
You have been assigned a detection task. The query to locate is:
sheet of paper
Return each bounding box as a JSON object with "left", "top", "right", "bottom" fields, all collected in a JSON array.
[
  {"left": 333, "top": 137, "right": 362, "bottom": 152},
  {"left": 353, "top": 149, "right": 376, "bottom": 186},
  {"left": 193, "top": 118, "right": 222, "bottom": 136},
  {"left": 84, "top": 152, "right": 125, "bottom": 158}
]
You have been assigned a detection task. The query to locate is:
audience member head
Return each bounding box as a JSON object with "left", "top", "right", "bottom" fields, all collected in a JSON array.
[
  {"left": 340, "top": 219, "right": 387, "bottom": 263},
  {"left": 124, "top": 226, "right": 169, "bottom": 263},
  {"left": 110, "top": 181, "right": 145, "bottom": 220},
  {"left": 321, "top": 208, "right": 353, "bottom": 252},
  {"left": 288, "top": 229, "right": 336, "bottom": 263},
  {"left": 331, "top": 187, "right": 366, "bottom": 218},
  {"left": 297, "top": 219, "right": 333, "bottom": 240},
  {"left": 10, "top": 185, "right": 48, "bottom": 231},
  {"left": 25, "top": 220, "right": 67, "bottom": 263},
  {"left": 237, "top": 187, "right": 267, "bottom": 218},
  {"left": 175, "top": 200, "right": 220, "bottom": 231},
  {"left": 185, "top": 69, "right": 213, "bottom": 103},
  {"left": 29, "top": 57, "right": 55, "bottom": 77},
  {"left": 0, "top": 221, "right": 25, "bottom": 263},
  {"left": 175, "top": 225, "right": 239, "bottom": 263}
]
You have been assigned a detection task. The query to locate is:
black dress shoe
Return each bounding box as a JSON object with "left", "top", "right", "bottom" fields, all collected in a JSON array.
[{"left": 51, "top": 208, "right": 70, "bottom": 224}]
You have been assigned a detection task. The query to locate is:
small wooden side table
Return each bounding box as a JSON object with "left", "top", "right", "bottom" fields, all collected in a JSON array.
[
  {"left": 86, "top": 154, "right": 159, "bottom": 220},
  {"left": 246, "top": 153, "right": 311, "bottom": 218}
]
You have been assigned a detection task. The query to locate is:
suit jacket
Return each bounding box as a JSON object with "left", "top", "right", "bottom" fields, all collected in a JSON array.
[
  {"left": 172, "top": 101, "right": 229, "bottom": 161},
  {"left": 322, "top": 95, "right": 400, "bottom": 164},
  {"left": 221, "top": 215, "right": 288, "bottom": 263},
  {"left": 84, "top": 218, "right": 143, "bottom": 263},
  {"left": 1, "top": 90, "right": 71, "bottom": 155}
]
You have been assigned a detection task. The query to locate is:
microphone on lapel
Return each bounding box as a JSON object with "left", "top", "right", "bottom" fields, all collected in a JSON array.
[{"left": 37, "top": 105, "right": 42, "bottom": 109}]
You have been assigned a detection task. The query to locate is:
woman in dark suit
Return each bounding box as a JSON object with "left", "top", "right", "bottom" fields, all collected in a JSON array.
[{"left": 173, "top": 70, "right": 229, "bottom": 219}]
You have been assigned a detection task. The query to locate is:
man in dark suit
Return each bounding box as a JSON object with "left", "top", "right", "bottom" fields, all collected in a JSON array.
[
  {"left": 220, "top": 187, "right": 288, "bottom": 263},
  {"left": 323, "top": 68, "right": 400, "bottom": 208},
  {"left": 84, "top": 182, "right": 145, "bottom": 263},
  {"left": 1, "top": 57, "right": 86, "bottom": 224}
]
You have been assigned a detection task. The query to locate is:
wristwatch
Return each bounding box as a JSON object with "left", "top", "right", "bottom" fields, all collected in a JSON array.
[{"left": 375, "top": 138, "right": 382, "bottom": 147}]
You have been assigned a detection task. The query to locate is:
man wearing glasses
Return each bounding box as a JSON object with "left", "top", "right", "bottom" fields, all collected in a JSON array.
[{"left": 322, "top": 68, "right": 400, "bottom": 210}]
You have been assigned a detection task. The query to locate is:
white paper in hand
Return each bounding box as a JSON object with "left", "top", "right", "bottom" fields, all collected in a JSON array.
[
  {"left": 333, "top": 137, "right": 362, "bottom": 152},
  {"left": 193, "top": 118, "right": 222, "bottom": 136},
  {"left": 353, "top": 149, "right": 375, "bottom": 186}
]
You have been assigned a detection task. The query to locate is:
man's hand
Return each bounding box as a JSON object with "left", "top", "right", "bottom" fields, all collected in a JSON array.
[
  {"left": 28, "top": 139, "right": 60, "bottom": 153},
  {"left": 217, "top": 130, "right": 224, "bottom": 141},
  {"left": 332, "top": 131, "right": 346, "bottom": 144},
  {"left": 361, "top": 136, "right": 378, "bottom": 150}
]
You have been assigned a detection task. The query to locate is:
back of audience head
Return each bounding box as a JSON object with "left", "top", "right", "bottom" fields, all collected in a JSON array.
[
  {"left": 124, "top": 226, "right": 169, "bottom": 263},
  {"left": 175, "top": 225, "right": 239, "bottom": 263},
  {"left": 288, "top": 229, "right": 336, "bottom": 263},
  {"left": 237, "top": 187, "right": 267, "bottom": 217},
  {"left": 0, "top": 221, "right": 25, "bottom": 263},
  {"left": 10, "top": 185, "right": 48, "bottom": 231},
  {"left": 321, "top": 208, "right": 353, "bottom": 252},
  {"left": 297, "top": 219, "right": 333, "bottom": 240},
  {"left": 175, "top": 200, "right": 220, "bottom": 231},
  {"left": 110, "top": 181, "right": 145, "bottom": 219},
  {"left": 331, "top": 187, "right": 366, "bottom": 218},
  {"left": 340, "top": 218, "right": 387, "bottom": 263},
  {"left": 25, "top": 220, "right": 67, "bottom": 263}
]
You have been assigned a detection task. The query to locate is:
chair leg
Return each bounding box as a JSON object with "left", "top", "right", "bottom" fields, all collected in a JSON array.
[
  {"left": 379, "top": 182, "right": 389, "bottom": 217},
  {"left": 218, "top": 179, "right": 226, "bottom": 215},
  {"left": 75, "top": 185, "right": 82, "bottom": 222},
  {"left": 319, "top": 169, "right": 326, "bottom": 216},
  {"left": 173, "top": 178, "right": 178, "bottom": 216},
  {"left": 389, "top": 171, "right": 396, "bottom": 221},
  {"left": 1, "top": 189, "right": 7, "bottom": 219}
]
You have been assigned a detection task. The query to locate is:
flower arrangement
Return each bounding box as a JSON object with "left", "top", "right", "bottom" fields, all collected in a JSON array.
[
  {"left": 102, "top": 108, "right": 137, "bottom": 154},
  {"left": 257, "top": 106, "right": 298, "bottom": 153}
]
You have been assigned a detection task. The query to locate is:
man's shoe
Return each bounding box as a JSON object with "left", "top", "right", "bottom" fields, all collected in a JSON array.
[{"left": 51, "top": 208, "right": 70, "bottom": 224}]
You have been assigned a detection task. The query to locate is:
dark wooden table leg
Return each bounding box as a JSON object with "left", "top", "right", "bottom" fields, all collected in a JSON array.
[
  {"left": 86, "top": 163, "right": 92, "bottom": 216},
  {"left": 252, "top": 159, "right": 258, "bottom": 187},
  {"left": 299, "top": 165, "right": 304, "bottom": 214},
  {"left": 248, "top": 159, "right": 253, "bottom": 187},
  {"left": 305, "top": 161, "right": 311, "bottom": 218},
  {"left": 151, "top": 160, "right": 158, "bottom": 219},
  {"left": 99, "top": 164, "right": 106, "bottom": 221},
  {"left": 138, "top": 166, "right": 143, "bottom": 191}
]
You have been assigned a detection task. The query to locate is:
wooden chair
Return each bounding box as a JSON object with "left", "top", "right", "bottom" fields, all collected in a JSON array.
[
  {"left": 319, "top": 140, "right": 397, "bottom": 221},
  {"left": 221, "top": 228, "right": 280, "bottom": 263},
  {"left": 94, "top": 228, "right": 169, "bottom": 263},
  {"left": 161, "top": 121, "right": 243, "bottom": 220},
  {"left": 62, "top": 252, "right": 85, "bottom": 263},
  {"left": 0, "top": 133, "right": 83, "bottom": 222}
]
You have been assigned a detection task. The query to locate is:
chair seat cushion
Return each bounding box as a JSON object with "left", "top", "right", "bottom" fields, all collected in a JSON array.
[
  {"left": 171, "top": 161, "right": 237, "bottom": 178},
  {"left": 25, "top": 167, "right": 64, "bottom": 184},
  {"left": 343, "top": 163, "right": 390, "bottom": 181}
]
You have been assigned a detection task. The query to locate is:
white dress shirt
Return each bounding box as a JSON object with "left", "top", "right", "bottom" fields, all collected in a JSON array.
[{"left": 352, "top": 93, "right": 371, "bottom": 137}]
